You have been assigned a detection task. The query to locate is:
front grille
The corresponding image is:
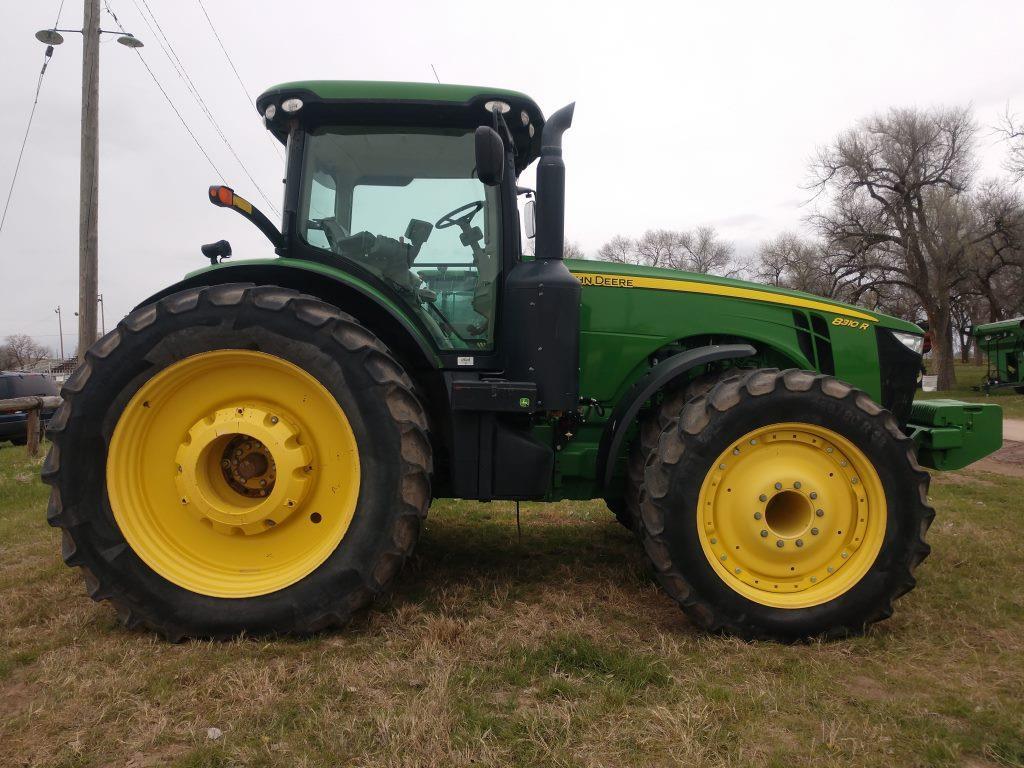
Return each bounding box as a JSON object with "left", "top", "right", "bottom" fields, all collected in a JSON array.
[{"left": 875, "top": 327, "right": 921, "bottom": 424}]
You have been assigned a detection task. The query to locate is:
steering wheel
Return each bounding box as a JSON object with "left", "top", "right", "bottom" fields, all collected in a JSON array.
[{"left": 436, "top": 201, "right": 484, "bottom": 230}]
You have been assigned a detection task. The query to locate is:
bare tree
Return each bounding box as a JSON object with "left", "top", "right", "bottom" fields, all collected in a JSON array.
[
  {"left": 595, "top": 227, "right": 737, "bottom": 275},
  {"left": 563, "top": 240, "right": 586, "bottom": 259},
  {"left": 809, "top": 105, "right": 992, "bottom": 389},
  {"left": 1, "top": 334, "right": 52, "bottom": 370},
  {"left": 998, "top": 107, "right": 1024, "bottom": 181}
]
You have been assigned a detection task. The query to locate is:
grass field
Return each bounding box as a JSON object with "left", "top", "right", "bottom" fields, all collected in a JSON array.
[
  {"left": 918, "top": 362, "right": 1024, "bottom": 419},
  {"left": 2, "top": 441, "right": 1023, "bottom": 768}
]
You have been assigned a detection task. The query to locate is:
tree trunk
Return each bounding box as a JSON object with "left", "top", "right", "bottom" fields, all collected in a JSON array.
[{"left": 929, "top": 308, "right": 958, "bottom": 390}]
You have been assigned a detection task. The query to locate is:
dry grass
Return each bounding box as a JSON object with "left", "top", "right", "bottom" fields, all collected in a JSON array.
[{"left": 1, "top": 443, "right": 1023, "bottom": 768}]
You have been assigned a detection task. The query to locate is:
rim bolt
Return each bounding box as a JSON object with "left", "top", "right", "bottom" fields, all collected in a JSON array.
[
  {"left": 841, "top": 551, "right": 849, "bottom": 558},
  {"left": 720, "top": 554, "right": 727, "bottom": 561},
  {"left": 810, "top": 492, "right": 818, "bottom": 500},
  {"left": 710, "top": 537, "right": 718, "bottom": 544},
  {"left": 259, "top": 479, "right": 267, "bottom": 487},
  {"left": 826, "top": 447, "right": 834, "bottom": 454},
  {"left": 754, "top": 512, "right": 762, "bottom": 520},
  {"left": 750, "top": 438, "right": 758, "bottom": 445},
  {"left": 810, "top": 576, "right": 817, "bottom": 583},
  {"left": 759, "top": 494, "right": 767, "bottom": 502},
  {"left": 719, "top": 463, "right": 727, "bottom": 470},
  {"left": 827, "top": 566, "right": 835, "bottom": 573},
  {"left": 732, "top": 448, "right": 740, "bottom": 455},
  {"left": 851, "top": 477, "right": 859, "bottom": 485},
  {"left": 760, "top": 529, "right": 769, "bottom": 538},
  {"left": 734, "top": 567, "right": 742, "bottom": 574},
  {"left": 815, "top": 509, "right": 825, "bottom": 517},
  {"left": 794, "top": 481, "right": 802, "bottom": 489},
  {"left": 811, "top": 527, "right": 819, "bottom": 535},
  {"left": 795, "top": 539, "right": 804, "bottom": 547},
  {"left": 774, "top": 482, "right": 782, "bottom": 490},
  {"left": 840, "top": 460, "right": 848, "bottom": 468},
  {"left": 776, "top": 540, "right": 784, "bottom": 548}
]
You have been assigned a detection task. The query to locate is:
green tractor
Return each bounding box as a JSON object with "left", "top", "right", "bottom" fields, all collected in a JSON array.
[{"left": 44, "top": 81, "right": 1003, "bottom": 641}]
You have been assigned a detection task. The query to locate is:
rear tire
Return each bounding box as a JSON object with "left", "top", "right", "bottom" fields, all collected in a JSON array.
[
  {"left": 43, "top": 283, "right": 432, "bottom": 640},
  {"left": 638, "top": 368, "right": 933, "bottom": 641}
]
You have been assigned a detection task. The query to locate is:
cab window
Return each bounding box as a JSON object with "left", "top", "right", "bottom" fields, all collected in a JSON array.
[{"left": 298, "top": 127, "right": 501, "bottom": 350}]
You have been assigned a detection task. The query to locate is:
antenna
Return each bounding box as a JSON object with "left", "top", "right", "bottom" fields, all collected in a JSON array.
[{"left": 429, "top": 63, "right": 441, "bottom": 84}]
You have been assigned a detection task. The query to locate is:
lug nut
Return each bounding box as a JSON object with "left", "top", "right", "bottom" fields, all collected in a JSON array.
[
  {"left": 795, "top": 539, "right": 804, "bottom": 547},
  {"left": 815, "top": 509, "right": 824, "bottom": 517},
  {"left": 760, "top": 530, "right": 769, "bottom": 538},
  {"left": 759, "top": 494, "right": 767, "bottom": 502},
  {"left": 794, "top": 481, "right": 802, "bottom": 489},
  {"left": 754, "top": 512, "right": 762, "bottom": 520},
  {"left": 776, "top": 540, "right": 784, "bottom": 548},
  {"left": 810, "top": 492, "right": 818, "bottom": 500},
  {"left": 775, "top": 482, "right": 783, "bottom": 490},
  {"left": 811, "top": 527, "right": 819, "bottom": 535}
]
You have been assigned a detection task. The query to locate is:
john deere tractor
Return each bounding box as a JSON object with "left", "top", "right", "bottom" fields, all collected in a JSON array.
[{"left": 44, "top": 82, "right": 1003, "bottom": 641}]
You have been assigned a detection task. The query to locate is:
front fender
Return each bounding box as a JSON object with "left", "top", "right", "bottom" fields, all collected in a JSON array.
[{"left": 596, "top": 343, "right": 757, "bottom": 493}]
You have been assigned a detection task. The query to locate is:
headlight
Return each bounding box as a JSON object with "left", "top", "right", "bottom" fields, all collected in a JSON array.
[
  {"left": 281, "top": 98, "right": 304, "bottom": 113},
  {"left": 892, "top": 331, "right": 924, "bottom": 355},
  {"left": 263, "top": 104, "right": 277, "bottom": 120}
]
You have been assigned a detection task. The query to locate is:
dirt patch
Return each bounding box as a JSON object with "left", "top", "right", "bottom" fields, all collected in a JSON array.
[{"left": 971, "top": 440, "right": 1024, "bottom": 478}]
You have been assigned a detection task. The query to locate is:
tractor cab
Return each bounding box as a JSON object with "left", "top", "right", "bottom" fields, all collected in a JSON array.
[{"left": 255, "top": 82, "right": 549, "bottom": 354}]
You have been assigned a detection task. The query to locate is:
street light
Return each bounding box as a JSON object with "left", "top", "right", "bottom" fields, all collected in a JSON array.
[{"left": 34, "top": 4, "right": 142, "bottom": 363}]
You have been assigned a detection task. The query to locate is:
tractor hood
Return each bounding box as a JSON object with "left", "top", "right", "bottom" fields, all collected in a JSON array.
[
  {"left": 256, "top": 80, "right": 545, "bottom": 173},
  {"left": 565, "top": 258, "right": 923, "bottom": 334}
]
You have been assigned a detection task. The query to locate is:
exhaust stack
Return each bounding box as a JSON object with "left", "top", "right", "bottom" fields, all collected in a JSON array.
[{"left": 534, "top": 102, "right": 575, "bottom": 260}]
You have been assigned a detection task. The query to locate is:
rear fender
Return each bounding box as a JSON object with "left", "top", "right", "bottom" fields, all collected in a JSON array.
[{"left": 140, "top": 259, "right": 440, "bottom": 372}]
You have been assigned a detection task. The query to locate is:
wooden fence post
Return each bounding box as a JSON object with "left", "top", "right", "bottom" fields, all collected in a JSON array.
[{"left": 26, "top": 402, "right": 41, "bottom": 458}]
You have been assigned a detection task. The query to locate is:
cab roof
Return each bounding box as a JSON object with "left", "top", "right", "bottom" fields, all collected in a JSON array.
[{"left": 256, "top": 80, "right": 545, "bottom": 172}]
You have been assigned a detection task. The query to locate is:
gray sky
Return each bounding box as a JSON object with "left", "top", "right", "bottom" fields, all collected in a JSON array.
[{"left": 2, "top": 0, "right": 1022, "bottom": 353}]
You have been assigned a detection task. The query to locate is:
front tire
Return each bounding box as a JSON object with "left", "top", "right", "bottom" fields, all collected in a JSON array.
[
  {"left": 638, "top": 369, "right": 933, "bottom": 641},
  {"left": 43, "top": 284, "right": 432, "bottom": 640}
]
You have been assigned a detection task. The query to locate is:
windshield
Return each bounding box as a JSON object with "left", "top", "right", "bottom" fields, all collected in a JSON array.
[{"left": 298, "top": 126, "right": 501, "bottom": 350}]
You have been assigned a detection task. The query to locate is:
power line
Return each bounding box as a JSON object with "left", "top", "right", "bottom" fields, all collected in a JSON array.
[
  {"left": 0, "top": 0, "right": 67, "bottom": 237},
  {"left": 194, "top": 0, "right": 284, "bottom": 161},
  {"left": 103, "top": 1, "right": 227, "bottom": 181},
  {"left": 129, "top": 0, "right": 280, "bottom": 215}
]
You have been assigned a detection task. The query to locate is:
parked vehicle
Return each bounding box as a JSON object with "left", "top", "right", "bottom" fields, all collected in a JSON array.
[{"left": 0, "top": 372, "right": 59, "bottom": 445}]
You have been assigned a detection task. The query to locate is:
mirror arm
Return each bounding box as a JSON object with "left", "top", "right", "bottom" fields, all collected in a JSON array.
[{"left": 208, "top": 185, "right": 285, "bottom": 254}]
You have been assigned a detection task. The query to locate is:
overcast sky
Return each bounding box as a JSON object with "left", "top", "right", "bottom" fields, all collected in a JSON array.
[{"left": 1, "top": 0, "right": 1022, "bottom": 353}]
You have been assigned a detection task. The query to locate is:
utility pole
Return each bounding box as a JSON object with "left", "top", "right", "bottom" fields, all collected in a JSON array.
[
  {"left": 78, "top": 0, "right": 100, "bottom": 363},
  {"left": 35, "top": 6, "right": 140, "bottom": 363},
  {"left": 55, "top": 306, "right": 64, "bottom": 360}
]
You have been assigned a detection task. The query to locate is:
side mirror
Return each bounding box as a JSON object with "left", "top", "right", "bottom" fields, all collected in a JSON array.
[
  {"left": 523, "top": 199, "right": 536, "bottom": 239},
  {"left": 475, "top": 126, "right": 505, "bottom": 186}
]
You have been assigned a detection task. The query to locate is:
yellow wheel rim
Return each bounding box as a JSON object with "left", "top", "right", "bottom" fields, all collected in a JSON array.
[
  {"left": 106, "top": 350, "right": 361, "bottom": 598},
  {"left": 696, "top": 422, "right": 885, "bottom": 608}
]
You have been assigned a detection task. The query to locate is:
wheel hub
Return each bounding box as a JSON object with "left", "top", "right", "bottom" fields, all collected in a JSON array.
[
  {"left": 174, "top": 405, "right": 313, "bottom": 535},
  {"left": 697, "top": 423, "right": 886, "bottom": 608}
]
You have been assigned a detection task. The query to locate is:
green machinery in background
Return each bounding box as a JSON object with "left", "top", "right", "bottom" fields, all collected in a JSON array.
[{"left": 973, "top": 317, "right": 1024, "bottom": 394}]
